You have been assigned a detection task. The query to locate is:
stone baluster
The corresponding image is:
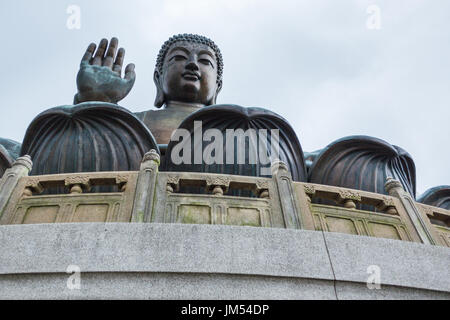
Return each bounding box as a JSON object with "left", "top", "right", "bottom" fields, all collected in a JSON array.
[
  {"left": 255, "top": 180, "right": 270, "bottom": 199},
  {"left": 131, "top": 150, "right": 160, "bottom": 223},
  {"left": 166, "top": 175, "right": 180, "bottom": 194},
  {"left": 337, "top": 190, "right": 361, "bottom": 209},
  {"left": 297, "top": 184, "right": 316, "bottom": 230},
  {"left": 64, "top": 176, "right": 91, "bottom": 194},
  {"left": 116, "top": 175, "right": 128, "bottom": 192},
  {"left": 212, "top": 185, "right": 224, "bottom": 196},
  {"left": 271, "top": 159, "right": 302, "bottom": 229},
  {"left": 0, "top": 155, "right": 33, "bottom": 218},
  {"left": 376, "top": 196, "right": 398, "bottom": 215},
  {"left": 206, "top": 176, "right": 230, "bottom": 197},
  {"left": 385, "top": 177, "right": 436, "bottom": 245},
  {"left": 23, "top": 178, "right": 44, "bottom": 197}
]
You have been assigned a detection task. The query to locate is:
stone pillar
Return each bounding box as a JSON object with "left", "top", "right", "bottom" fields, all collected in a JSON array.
[
  {"left": 271, "top": 159, "right": 302, "bottom": 229},
  {"left": 131, "top": 150, "right": 160, "bottom": 223},
  {"left": 0, "top": 155, "right": 33, "bottom": 218},
  {"left": 206, "top": 176, "right": 230, "bottom": 196},
  {"left": 385, "top": 177, "right": 436, "bottom": 245}
]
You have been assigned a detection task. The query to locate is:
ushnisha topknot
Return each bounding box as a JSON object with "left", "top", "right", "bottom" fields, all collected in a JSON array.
[{"left": 156, "top": 34, "right": 224, "bottom": 86}]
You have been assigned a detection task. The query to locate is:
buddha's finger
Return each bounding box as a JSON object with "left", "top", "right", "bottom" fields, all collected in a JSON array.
[
  {"left": 103, "top": 37, "right": 118, "bottom": 69},
  {"left": 113, "top": 48, "right": 125, "bottom": 75},
  {"left": 124, "top": 63, "right": 136, "bottom": 81},
  {"left": 81, "top": 43, "right": 96, "bottom": 65},
  {"left": 92, "top": 38, "right": 108, "bottom": 66}
]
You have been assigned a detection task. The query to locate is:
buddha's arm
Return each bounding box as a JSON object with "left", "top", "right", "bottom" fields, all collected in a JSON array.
[{"left": 74, "top": 38, "right": 136, "bottom": 104}]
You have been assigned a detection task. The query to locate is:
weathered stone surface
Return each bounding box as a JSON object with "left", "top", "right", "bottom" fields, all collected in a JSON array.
[
  {"left": 0, "top": 223, "right": 333, "bottom": 280},
  {"left": 2, "top": 272, "right": 448, "bottom": 300},
  {"left": 385, "top": 177, "right": 438, "bottom": 245},
  {"left": 1, "top": 164, "right": 448, "bottom": 248},
  {"left": 0, "top": 156, "right": 33, "bottom": 219},
  {"left": 0, "top": 273, "right": 336, "bottom": 300},
  {"left": 0, "top": 171, "right": 138, "bottom": 225},
  {"left": 0, "top": 223, "right": 448, "bottom": 299},
  {"left": 131, "top": 150, "right": 160, "bottom": 222},
  {"left": 335, "top": 281, "right": 450, "bottom": 300},
  {"left": 323, "top": 232, "right": 450, "bottom": 292}
]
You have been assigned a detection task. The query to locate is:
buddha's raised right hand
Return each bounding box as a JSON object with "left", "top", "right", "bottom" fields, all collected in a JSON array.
[{"left": 74, "top": 38, "right": 136, "bottom": 104}]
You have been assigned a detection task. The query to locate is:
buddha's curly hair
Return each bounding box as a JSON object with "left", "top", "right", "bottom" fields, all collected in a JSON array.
[{"left": 156, "top": 34, "right": 223, "bottom": 86}]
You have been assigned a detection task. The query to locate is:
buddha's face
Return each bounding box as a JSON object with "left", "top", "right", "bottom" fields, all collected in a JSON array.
[{"left": 159, "top": 41, "right": 219, "bottom": 106}]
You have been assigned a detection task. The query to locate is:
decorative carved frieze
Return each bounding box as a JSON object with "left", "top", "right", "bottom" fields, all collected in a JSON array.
[
  {"left": 24, "top": 177, "right": 44, "bottom": 195},
  {"left": 381, "top": 196, "right": 395, "bottom": 207},
  {"left": 64, "top": 176, "right": 91, "bottom": 193},
  {"left": 115, "top": 175, "right": 129, "bottom": 185},
  {"left": 166, "top": 175, "right": 180, "bottom": 193},
  {"left": 206, "top": 176, "right": 231, "bottom": 196},
  {"left": 303, "top": 184, "right": 316, "bottom": 196},
  {"left": 167, "top": 175, "right": 180, "bottom": 185},
  {"left": 115, "top": 175, "right": 129, "bottom": 192},
  {"left": 64, "top": 176, "right": 90, "bottom": 186},
  {"left": 255, "top": 179, "right": 269, "bottom": 190},
  {"left": 205, "top": 176, "right": 231, "bottom": 188},
  {"left": 255, "top": 179, "right": 270, "bottom": 199},
  {"left": 336, "top": 190, "right": 361, "bottom": 209},
  {"left": 338, "top": 190, "right": 362, "bottom": 202}
]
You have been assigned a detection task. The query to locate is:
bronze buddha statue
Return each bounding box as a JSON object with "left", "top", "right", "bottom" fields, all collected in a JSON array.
[
  {"left": 1, "top": 33, "right": 446, "bottom": 208},
  {"left": 70, "top": 34, "right": 305, "bottom": 180},
  {"left": 74, "top": 34, "right": 223, "bottom": 145}
]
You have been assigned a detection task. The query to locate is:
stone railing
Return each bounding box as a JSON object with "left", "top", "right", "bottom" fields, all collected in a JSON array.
[
  {"left": 0, "top": 151, "right": 449, "bottom": 247},
  {"left": 0, "top": 158, "right": 138, "bottom": 224}
]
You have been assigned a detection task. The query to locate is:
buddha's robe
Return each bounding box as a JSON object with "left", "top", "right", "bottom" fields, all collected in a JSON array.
[
  {"left": 163, "top": 104, "right": 307, "bottom": 182},
  {"left": 418, "top": 186, "right": 450, "bottom": 211},
  {"left": 20, "top": 102, "right": 158, "bottom": 176},
  {"left": 308, "top": 136, "right": 416, "bottom": 210}
]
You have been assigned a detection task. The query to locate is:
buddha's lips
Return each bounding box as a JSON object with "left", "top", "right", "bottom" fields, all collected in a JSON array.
[{"left": 182, "top": 71, "right": 201, "bottom": 81}]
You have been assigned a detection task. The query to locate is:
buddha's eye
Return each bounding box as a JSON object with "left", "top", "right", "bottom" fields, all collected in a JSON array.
[
  {"left": 199, "top": 59, "right": 213, "bottom": 67},
  {"left": 170, "top": 55, "right": 187, "bottom": 62}
]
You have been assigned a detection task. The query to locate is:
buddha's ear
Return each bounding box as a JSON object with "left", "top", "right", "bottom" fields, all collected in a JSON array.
[
  {"left": 209, "top": 80, "right": 223, "bottom": 105},
  {"left": 153, "top": 70, "right": 164, "bottom": 108}
]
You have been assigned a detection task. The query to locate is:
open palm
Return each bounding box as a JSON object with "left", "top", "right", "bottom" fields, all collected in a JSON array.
[{"left": 75, "top": 38, "right": 136, "bottom": 104}]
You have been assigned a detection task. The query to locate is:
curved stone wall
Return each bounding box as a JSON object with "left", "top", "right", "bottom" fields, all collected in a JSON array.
[{"left": 0, "top": 223, "right": 448, "bottom": 299}]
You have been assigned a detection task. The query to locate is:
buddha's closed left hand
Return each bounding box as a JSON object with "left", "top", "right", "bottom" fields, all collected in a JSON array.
[{"left": 74, "top": 37, "right": 136, "bottom": 104}]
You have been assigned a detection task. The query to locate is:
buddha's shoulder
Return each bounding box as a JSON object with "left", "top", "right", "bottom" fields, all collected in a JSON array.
[
  {"left": 134, "top": 108, "right": 179, "bottom": 117},
  {"left": 134, "top": 109, "right": 161, "bottom": 120},
  {"left": 134, "top": 108, "right": 196, "bottom": 124}
]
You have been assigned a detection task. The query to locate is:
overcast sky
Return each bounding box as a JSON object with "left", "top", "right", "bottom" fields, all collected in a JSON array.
[{"left": 0, "top": 0, "right": 448, "bottom": 195}]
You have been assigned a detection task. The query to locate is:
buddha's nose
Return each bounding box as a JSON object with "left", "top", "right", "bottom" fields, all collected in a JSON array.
[{"left": 185, "top": 59, "right": 199, "bottom": 71}]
